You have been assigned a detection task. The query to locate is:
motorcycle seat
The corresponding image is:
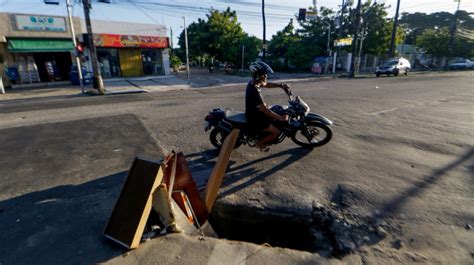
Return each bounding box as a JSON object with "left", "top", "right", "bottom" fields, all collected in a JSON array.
[{"left": 224, "top": 111, "right": 248, "bottom": 129}]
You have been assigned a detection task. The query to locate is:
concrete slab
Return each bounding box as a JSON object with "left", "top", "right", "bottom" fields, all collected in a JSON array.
[{"left": 104, "top": 234, "right": 339, "bottom": 265}]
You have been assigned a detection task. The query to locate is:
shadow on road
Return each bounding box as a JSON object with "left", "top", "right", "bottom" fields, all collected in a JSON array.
[
  {"left": 0, "top": 172, "right": 129, "bottom": 265},
  {"left": 378, "top": 148, "right": 474, "bottom": 218},
  {"left": 220, "top": 147, "right": 313, "bottom": 197},
  {"left": 184, "top": 147, "right": 312, "bottom": 196}
]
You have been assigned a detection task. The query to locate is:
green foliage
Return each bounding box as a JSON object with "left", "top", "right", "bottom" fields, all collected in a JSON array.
[
  {"left": 169, "top": 53, "right": 182, "bottom": 72},
  {"left": 416, "top": 27, "right": 474, "bottom": 58},
  {"left": 268, "top": 2, "right": 397, "bottom": 70},
  {"left": 416, "top": 27, "right": 450, "bottom": 57},
  {"left": 240, "top": 36, "right": 262, "bottom": 68},
  {"left": 268, "top": 7, "right": 335, "bottom": 70},
  {"left": 400, "top": 10, "right": 474, "bottom": 45},
  {"left": 267, "top": 19, "right": 301, "bottom": 70},
  {"left": 177, "top": 8, "right": 259, "bottom": 66},
  {"left": 359, "top": 2, "right": 398, "bottom": 55}
]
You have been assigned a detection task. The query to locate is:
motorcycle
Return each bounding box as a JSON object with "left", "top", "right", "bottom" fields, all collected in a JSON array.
[{"left": 204, "top": 90, "right": 333, "bottom": 149}]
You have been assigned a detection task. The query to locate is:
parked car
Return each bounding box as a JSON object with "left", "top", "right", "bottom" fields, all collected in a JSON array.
[
  {"left": 449, "top": 59, "right": 474, "bottom": 70},
  {"left": 375, "top": 57, "right": 411, "bottom": 77},
  {"left": 178, "top": 64, "right": 187, "bottom": 71}
]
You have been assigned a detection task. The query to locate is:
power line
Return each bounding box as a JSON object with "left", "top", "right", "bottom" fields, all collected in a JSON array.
[
  {"left": 127, "top": 0, "right": 163, "bottom": 25},
  {"left": 129, "top": 1, "right": 293, "bottom": 20}
]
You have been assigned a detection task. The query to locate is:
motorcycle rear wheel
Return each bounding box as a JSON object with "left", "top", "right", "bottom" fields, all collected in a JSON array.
[
  {"left": 291, "top": 122, "right": 332, "bottom": 148},
  {"left": 210, "top": 128, "right": 242, "bottom": 149}
]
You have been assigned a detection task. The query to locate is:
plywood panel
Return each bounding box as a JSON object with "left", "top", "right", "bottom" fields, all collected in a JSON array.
[{"left": 104, "top": 156, "right": 164, "bottom": 249}]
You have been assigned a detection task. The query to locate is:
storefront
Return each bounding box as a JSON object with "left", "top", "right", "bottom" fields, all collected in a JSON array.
[
  {"left": 0, "top": 13, "right": 80, "bottom": 86},
  {"left": 7, "top": 38, "right": 74, "bottom": 83},
  {"left": 87, "top": 33, "right": 169, "bottom": 78}
]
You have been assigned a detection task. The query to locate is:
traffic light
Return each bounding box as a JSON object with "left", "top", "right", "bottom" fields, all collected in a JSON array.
[{"left": 76, "top": 43, "right": 85, "bottom": 56}]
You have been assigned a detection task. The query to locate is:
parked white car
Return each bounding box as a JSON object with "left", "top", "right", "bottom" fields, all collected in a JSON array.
[
  {"left": 449, "top": 59, "right": 474, "bottom": 70},
  {"left": 375, "top": 57, "right": 411, "bottom": 77}
]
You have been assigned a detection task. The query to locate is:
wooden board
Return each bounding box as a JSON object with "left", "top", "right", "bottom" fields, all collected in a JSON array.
[
  {"left": 203, "top": 129, "right": 240, "bottom": 212},
  {"left": 104, "top": 156, "right": 164, "bottom": 249}
]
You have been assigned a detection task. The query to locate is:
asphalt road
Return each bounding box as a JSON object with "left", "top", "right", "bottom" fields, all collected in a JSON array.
[{"left": 0, "top": 71, "right": 472, "bottom": 264}]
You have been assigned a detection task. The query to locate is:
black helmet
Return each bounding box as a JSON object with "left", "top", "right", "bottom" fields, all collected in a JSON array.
[{"left": 249, "top": 61, "right": 274, "bottom": 76}]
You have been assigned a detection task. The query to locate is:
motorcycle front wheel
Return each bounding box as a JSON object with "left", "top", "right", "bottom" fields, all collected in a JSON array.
[
  {"left": 210, "top": 128, "right": 242, "bottom": 149},
  {"left": 291, "top": 122, "right": 332, "bottom": 148}
]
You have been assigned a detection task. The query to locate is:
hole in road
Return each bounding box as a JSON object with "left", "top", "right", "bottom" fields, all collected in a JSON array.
[{"left": 208, "top": 199, "right": 384, "bottom": 257}]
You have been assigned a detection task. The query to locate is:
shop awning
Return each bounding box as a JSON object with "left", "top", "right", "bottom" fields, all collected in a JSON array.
[{"left": 7, "top": 38, "right": 74, "bottom": 52}]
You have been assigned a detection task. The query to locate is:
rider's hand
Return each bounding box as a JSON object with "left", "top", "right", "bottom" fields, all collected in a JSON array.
[
  {"left": 280, "top": 115, "right": 289, "bottom": 122},
  {"left": 280, "top": 83, "right": 291, "bottom": 94}
]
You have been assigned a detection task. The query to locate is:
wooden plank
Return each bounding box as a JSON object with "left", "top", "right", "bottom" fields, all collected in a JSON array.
[
  {"left": 104, "top": 157, "right": 164, "bottom": 249},
  {"left": 203, "top": 129, "right": 240, "bottom": 212}
]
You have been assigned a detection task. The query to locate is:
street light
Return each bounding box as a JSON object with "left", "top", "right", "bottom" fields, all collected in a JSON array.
[
  {"left": 183, "top": 17, "right": 190, "bottom": 83},
  {"left": 66, "top": 0, "right": 84, "bottom": 93},
  {"left": 44, "top": 0, "right": 84, "bottom": 93}
]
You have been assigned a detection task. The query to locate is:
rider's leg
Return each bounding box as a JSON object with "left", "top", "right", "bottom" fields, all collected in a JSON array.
[{"left": 256, "top": 124, "right": 280, "bottom": 150}]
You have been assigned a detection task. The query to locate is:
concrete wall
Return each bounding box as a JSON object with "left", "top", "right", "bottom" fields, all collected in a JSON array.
[
  {"left": 80, "top": 19, "right": 167, "bottom": 37},
  {"left": 162, "top": 49, "right": 170, "bottom": 75}
]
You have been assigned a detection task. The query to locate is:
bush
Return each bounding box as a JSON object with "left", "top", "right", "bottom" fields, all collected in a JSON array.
[{"left": 170, "top": 54, "right": 182, "bottom": 72}]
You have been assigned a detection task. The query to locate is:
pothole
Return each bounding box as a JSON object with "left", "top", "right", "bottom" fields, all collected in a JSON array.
[{"left": 209, "top": 201, "right": 385, "bottom": 257}]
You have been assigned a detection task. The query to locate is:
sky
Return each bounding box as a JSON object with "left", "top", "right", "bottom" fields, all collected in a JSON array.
[{"left": 0, "top": 0, "right": 471, "bottom": 48}]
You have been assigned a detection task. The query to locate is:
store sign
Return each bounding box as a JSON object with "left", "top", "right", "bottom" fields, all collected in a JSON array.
[
  {"left": 93, "top": 34, "right": 168, "bottom": 48},
  {"left": 305, "top": 11, "right": 318, "bottom": 20},
  {"left": 15, "top": 14, "right": 67, "bottom": 32},
  {"left": 334, "top": 37, "right": 353, "bottom": 47}
]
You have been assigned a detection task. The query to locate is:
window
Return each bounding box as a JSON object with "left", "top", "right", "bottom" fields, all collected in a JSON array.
[{"left": 141, "top": 49, "right": 163, "bottom": 76}]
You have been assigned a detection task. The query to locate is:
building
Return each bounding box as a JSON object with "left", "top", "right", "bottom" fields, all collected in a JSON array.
[
  {"left": 0, "top": 13, "right": 80, "bottom": 87},
  {"left": 80, "top": 19, "right": 170, "bottom": 78},
  {"left": 0, "top": 12, "right": 170, "bottom": 88}
]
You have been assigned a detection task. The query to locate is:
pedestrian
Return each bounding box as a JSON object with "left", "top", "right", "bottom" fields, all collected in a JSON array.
[{"left": 245, "top": 61, "right": 290, "bottom": 152}]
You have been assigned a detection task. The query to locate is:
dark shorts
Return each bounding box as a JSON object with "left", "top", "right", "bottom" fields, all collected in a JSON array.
[{"left": 248, "top": 116, "right": 272, "bottom": 132}]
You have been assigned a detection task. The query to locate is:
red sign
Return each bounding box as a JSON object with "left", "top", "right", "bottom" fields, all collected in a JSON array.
[{"left": 93, "top": 34, "right": 168, "bottom": 48}]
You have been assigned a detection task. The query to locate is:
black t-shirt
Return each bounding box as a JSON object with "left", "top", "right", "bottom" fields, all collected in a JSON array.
[{"left": 245, "top": 81, "right": 268, "bottom": 125}]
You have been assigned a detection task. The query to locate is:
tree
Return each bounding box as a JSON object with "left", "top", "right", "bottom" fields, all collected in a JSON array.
[
  {"left": 400, "top": 10, "right": 474, "bottom": 45},
  {"left": 360, "top": 2, "right": 402, "bottom": 55},
  {"left": 417, "top": 27, "right": 474, "bottom": 58},
  {"left": 341, "top": 1, "right": 402, "bottom": 56},
  {"left": 177, "top": 8, "right": 249, "bottom": 65},
  {"left": 283, "top": 7, "right": 335, "bottom": 70},
  {"left": 267, "top": 19, "right": 300, "bottom": 70},
  {"left": 239, "top": 36, "right": 262, "bottom": 69},
  {"left": 416, "top": 27, "right": 450, "bottom": 58}
]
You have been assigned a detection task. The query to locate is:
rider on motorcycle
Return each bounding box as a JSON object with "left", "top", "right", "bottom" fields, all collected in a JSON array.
[{"left": 246, "top": 61, "right": 291, "bottom": 151}]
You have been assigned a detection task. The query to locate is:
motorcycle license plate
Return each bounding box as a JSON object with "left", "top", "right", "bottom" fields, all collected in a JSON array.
[{"left": 204, "top": 121, "right": 210, "bottom": 131}]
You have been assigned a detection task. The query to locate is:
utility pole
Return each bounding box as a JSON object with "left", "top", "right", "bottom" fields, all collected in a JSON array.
[
  {"left": 388, "top": 0, "right": 401, "bottom": 57},
  {"left": 262, "top": 0, "right": 266, "bottom": 62},
  {"left": 241, "top": 45, "right": 245, "bottom": 74},
  {"left": 183, "top": 17, "right": 190, "bottom": 83},
  {"left": 82, "top": 0, "right": 104, "bottom": 94},
  {"left": 66, "top": 0, "right": 84, "bottom": 93},
  {"left": 261, "top": 0, "right": 267, "bottom": 62},
  {"left": 170, "top": 27, "right": 174, "bottom": 50},
  {"left": 356, "top": 25, "right": 366, "bottom": 75},
  {"left": 333, "top": 0, "right": 346, "bottom": 74},
  {"left": 349, "top": 0, "right": 362, "bottom": 77},
  {"left": 446, "top": 0, "right": 461, "bottom": 69}
]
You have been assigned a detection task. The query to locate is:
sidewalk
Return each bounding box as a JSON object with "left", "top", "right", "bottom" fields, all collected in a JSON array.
[{"left": 0, "top": 68, "right": 431, "bottom": 102}]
